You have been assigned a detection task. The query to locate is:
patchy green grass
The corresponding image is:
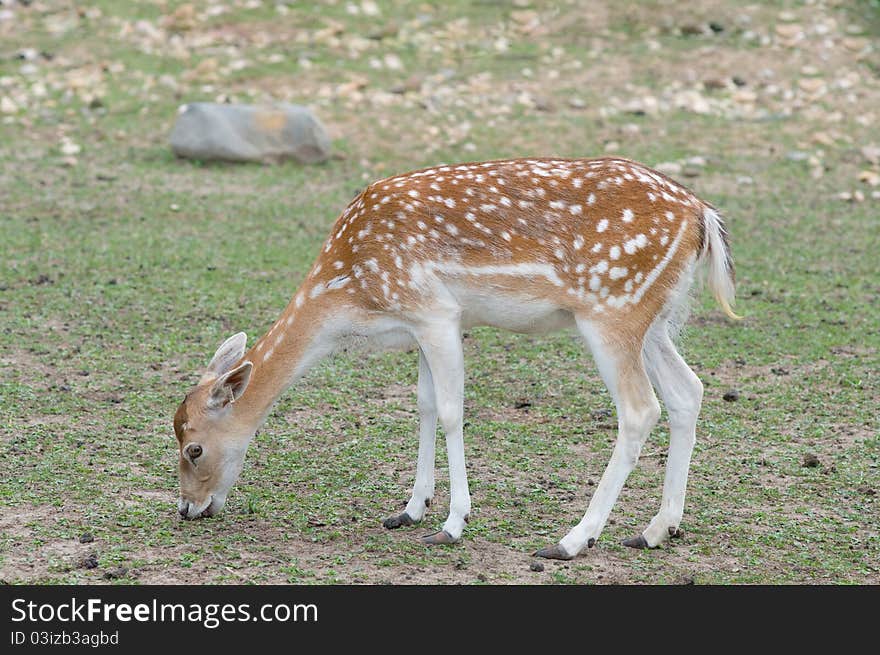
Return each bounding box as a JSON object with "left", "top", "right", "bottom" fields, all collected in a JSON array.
[{"left": 0, "top": 0, "right": 877, "bottom": 584}]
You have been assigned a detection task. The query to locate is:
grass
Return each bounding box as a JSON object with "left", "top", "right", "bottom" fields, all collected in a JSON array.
[{"left": 0, "top": 0, "right": 878, "bottom": 584}]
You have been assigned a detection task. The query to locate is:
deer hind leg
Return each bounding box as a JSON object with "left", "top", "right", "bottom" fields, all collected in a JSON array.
[
  {"left": 629, "top": 320, "right": 704, "bottom": 548},
  {"left": 411, "top": 318, "right": 470, "bottom": 545},
  {"left": 536, "top": 315, "right": 660, "bottom": 560},
  {"left": 383, "top": 348, "right": 437, "bottom": 529}
]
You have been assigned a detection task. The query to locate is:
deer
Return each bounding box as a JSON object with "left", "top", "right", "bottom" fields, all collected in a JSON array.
[{"left": 173, "top": 156, "right": 738, "bottom": 559}]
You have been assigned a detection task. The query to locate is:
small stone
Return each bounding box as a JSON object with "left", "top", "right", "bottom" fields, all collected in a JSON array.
[
  {"left": 708, "top": 21, "right": 724, "bottom": 34},
  {"left": 775, "top": 24, "right": 803, "bottom": 40},
  {"left": 533, "top": 96, "right": 553, "bottom": 112},
  {"left": 60, "top": 138, "right": 81, "bottom": 156},
  {"left": 383, "top": 53, "right": 403, "bottom": 71},
  {"left": 798, "top": 78, "right": 825, "bottom": 94},
  {"left": 567, "top": 97, "right": 586, "bottom": 109},
  {"left": 102, "top": 567, "right": 128, "bottom": 580},
  {"left": 862, "top": 146, "right": 880, "bottom": 165},
  {"left": 163, "top": 3, "right": 197, "bottom": 31},
  {"left": 858, "top": 170, "right": 880, "bottom": 186},
  {"left": 812, "top": 132, "right": 835, "bottom": 147},
  {"left": 737, "top": 175, "right": 754, "bottom": 186},
  {"left": 654, "top": 161, "right": 682, "bottom": 175},
  {"left": 604, "top": 141, "right": 620, "bottom": 153},
  {"left": 530, "top": 561, "right": 545, "bottom": 572},
  {"left": 802, "top": 453, "right": 820, "bottom": 468},
  {"left": 81, "top": 553, "right": 98, "bottom": 569},
  {"left": 733, "top": 89, "right": 757, "bottom": 104},
  {"left": 170, "top": 203, "right": 181, "bottom": 212},
  {"left": 0, "top": 96, "right": 18, "bottom": 114},
  {"left": 361, "top": 0, "right": 380, "bottom": 17},
  {"left": 511, "top": 10, "right": 539, "bottom": 25},
  {"left": 723, "top": 389, "right": 740, "bottom": 402},
  {"left": 786, "top": 151, "right": 809, "bottom": 162},
  {"left": 79, "top": 533, "right": 94, "bottom": 543},
  {"left": 732, "top": 75, "right": 747, "bottom": 87},
  {"left": 842, "top": 37, "right": 868, "bottom": 52}
]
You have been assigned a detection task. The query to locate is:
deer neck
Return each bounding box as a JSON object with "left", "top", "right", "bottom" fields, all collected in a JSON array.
[{"left": 234, "top": 294, "right": 342, "bottom": 427}]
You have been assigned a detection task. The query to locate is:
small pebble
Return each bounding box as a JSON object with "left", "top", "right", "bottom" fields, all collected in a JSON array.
[
  {"left": 530, "top": 562, "right": 544, "bottom": 572},
  {"left": 723, "top": 389, "right": 740, "bottom": 402},
  {"left": 79, "top": 532, "right": 94, "bottom": 544},
  {"left": 103, "top": 567, "right": 128, "bottom": 580}
]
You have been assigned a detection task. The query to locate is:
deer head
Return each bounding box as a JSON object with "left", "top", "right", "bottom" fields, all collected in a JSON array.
[{"left": 174, "top": 332, "right": 254, "bottom": 519}]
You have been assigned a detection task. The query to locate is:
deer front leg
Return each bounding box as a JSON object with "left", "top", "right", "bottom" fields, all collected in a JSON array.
[
  {"left": 414, "top": 320, "right": 470, "bottom": 545},
  {"left": 383, "top": 348, "right": 437, "bottom": 529}
]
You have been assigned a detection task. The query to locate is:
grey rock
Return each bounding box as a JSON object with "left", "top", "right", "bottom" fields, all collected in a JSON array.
[{"left": 170, "top": 102, "right": 331, "bottom": 164}]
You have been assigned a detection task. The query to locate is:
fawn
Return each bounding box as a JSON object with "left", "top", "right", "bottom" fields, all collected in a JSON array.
[{"left": 174, "top": 157, "right": 737, "bottom": 558}]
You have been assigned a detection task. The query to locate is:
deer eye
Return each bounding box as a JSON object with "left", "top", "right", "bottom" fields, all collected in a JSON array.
[{"left": 185, "top": 443, "right": 203, "bottom": 461}]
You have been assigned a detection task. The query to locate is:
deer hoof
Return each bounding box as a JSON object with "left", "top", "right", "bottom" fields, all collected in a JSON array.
[
  {"left": 382, "top": 512, "right": 415, "bottom": 529},
  {"left": 622, "top": 534, "right": 649, "bottom": 549},
  {"left": 420, "top": 530, "right": 458, "bottom": 546},
  {"left": 533, "top": 544, "right": 574, "bottom": 560}
]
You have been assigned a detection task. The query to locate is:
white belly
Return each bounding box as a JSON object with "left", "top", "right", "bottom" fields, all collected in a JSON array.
[{"left": 452, "top": 285, "right": 575, "bottom": 334}]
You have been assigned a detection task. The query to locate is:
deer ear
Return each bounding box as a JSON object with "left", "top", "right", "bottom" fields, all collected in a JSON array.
[
  {"left": 206, "top": 332, "right": 248, "bottom": 376},
  {"left": 207, "top": 361, "right": 253, "bottom": 410}
]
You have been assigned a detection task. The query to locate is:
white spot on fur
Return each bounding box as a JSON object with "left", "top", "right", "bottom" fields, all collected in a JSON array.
[{"left": 589, "top": 260, "right": 608, "bottom": 274}]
